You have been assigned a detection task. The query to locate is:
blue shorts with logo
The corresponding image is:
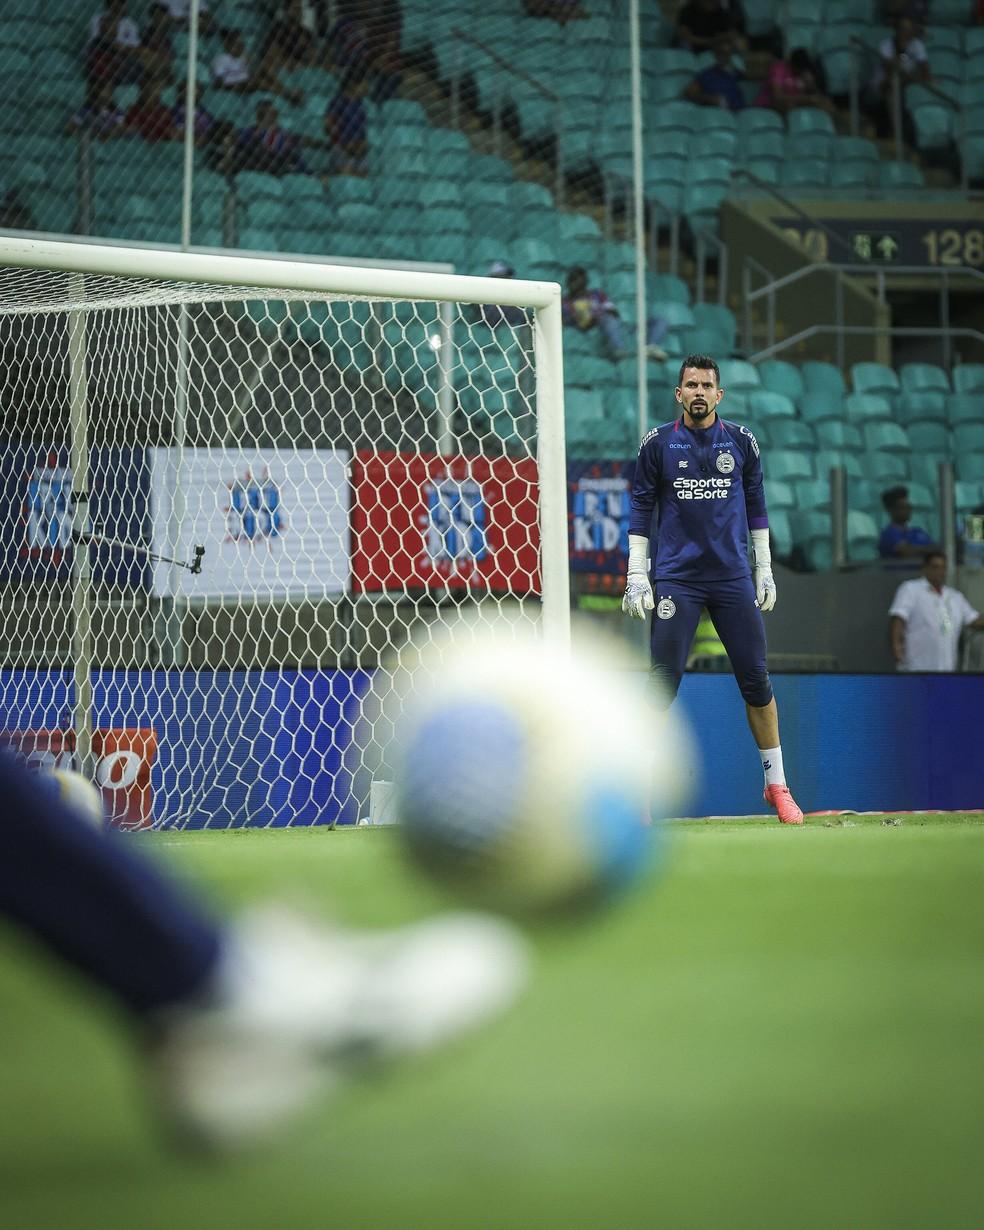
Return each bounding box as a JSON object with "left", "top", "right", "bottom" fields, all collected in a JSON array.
[{"left": 649, "top": 575, "right": 773, "bottom": 708}]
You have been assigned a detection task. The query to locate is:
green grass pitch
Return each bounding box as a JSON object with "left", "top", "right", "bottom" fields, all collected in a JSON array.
[{"left": 2, "top": 815, "right": 983, "bottom": 1230}]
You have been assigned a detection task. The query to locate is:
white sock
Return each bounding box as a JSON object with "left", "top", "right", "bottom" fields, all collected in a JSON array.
[{"left": 759, "top": 746, "right": 785, "bottom": 788}]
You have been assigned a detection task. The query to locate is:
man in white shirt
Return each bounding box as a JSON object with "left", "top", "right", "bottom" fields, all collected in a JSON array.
[{"left": 889, "top": 551, "right": 984, "bottom": 671}]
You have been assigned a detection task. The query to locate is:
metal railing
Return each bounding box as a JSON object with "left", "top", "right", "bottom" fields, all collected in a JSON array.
[{"left": 741, "top": 260, "right": 984, "bottom": 368}]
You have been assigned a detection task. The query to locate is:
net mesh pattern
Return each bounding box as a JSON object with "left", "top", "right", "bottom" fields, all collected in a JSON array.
[{"left": 0, "top": 261, "right": 544, "bottom": 829}]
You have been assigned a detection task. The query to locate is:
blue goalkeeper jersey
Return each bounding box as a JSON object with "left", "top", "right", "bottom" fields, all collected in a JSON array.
[{"left": 628, "top": 415, "right": 769, "bottom": 582}]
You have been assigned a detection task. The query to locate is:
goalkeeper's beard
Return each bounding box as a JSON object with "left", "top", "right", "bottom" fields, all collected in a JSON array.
[{"left": 688, "top": 400, "right": 712, "bottom": 422}]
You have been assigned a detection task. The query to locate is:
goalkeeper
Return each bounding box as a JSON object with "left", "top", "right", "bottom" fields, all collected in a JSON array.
[{"left": 622, "top": 354, "right": 804, "bottom": 825}]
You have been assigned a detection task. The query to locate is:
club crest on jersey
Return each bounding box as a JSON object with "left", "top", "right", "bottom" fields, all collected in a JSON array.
[
  {"left": 656, "top": 597, "right": 676, "bottom": 620},
  {"left": 715, "top": 452, "right": 735, "bottom": 474}
]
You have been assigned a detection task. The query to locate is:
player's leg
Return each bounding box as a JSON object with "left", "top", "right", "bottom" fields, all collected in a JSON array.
[
  {"left": 705, "top": 579, "right": 804, "bottom": 824},
  {"left": 0, "top": 748, "right": 528, "bottom": 1148},
  {"left": 648, "top": 580, "right": 705, "bottom": 709}
]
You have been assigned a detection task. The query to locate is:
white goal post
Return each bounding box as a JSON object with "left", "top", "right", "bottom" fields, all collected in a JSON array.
[{"left": 0, "top": 235, "right": 568, "bottom": 829}]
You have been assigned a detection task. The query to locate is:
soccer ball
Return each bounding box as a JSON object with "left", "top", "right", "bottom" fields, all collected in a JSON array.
[
  {"left": 46, "top": 768, "right": 106, "bottom": 830},
  {"left": 392, "top": 627, "right": 692, "bottom": 916}
]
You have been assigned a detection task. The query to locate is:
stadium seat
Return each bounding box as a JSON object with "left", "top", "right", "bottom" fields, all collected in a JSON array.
[
  {"left": 835, "top": 136, "right": 880, "bottom": 164},
  {"left": 801, "top": 361, "right": 846, "bottom": 396},
  {"left": 897, "top": 391, "right": 947, "bottom": 424},
  {"left": 768, "top": 450, "right": 814, "bottom": 481},
  {"left": 765, "top": 479, "right": 796, "bottom": 510},
  {"left": 816, "top": 421, "right": 862, "bottom": 450},
  {"left": 843, "top": 392, "right": 894, "bottom": 423},
  {"left": 863, "top": 421, "right": 910, "bottom": 453},
  {"left": 737, "top": 107, "right": 783, "bottom": 135},
  {"left": 769, "top": 509, "right": 794, "bottom": 557},
  {"left": 953, "top": 365, "right": 984, "bottom": 393},
  {"left": 877, "top": 160, "right": 926, "bottom": 189},
  {"left": 955, "top": 481, "right": 984, "bottom": 513},
  {"left": 747, "top": 389, "right": 797, "bottom": 421},
  {"left": 787, "top": 107, "right": 836, "bottom": 136},
  {"left": 908, "top": 453, "right": 949, "bottom": 486},
  {"left": 797, "top": 478, "right": 832, "bottom": 511},
  {"left": 741, "top": 131, "right": 784, "bottom": 161},
  {"left": 865, "top": 453, "right": 910, "bottom": 484},
  {"left": 898, "top": 363, "right": 950, "bottom": 395},
  {"left": 718, "top": 359, "right": 759, "bottom": 391},
  {"left": 680, "top": 328, "right": 732, "bottom": 357},
  {"left": 829, "top": 163, "right": 875, "bottom": 188},
  {"left": 757, "top": 359, "right": 804, "bottom": 403},
  {"left": 816, "top": 450, "right": 864, "bottom": 480},
  {"left": 953, "top": 423, "right": 984, "bottom": 454},
  {"left": 692, "top": 303, "right": 737, "bottom": 349},
  {"left": 782, "top": 160, "right": 829, "bottom": 188},
  {"left": 790, "top": 510, "right": 832, "bottom": 569},
  {"left": 648, "top": 274, "right": 691, "bottom": 306},
  {"left": 799, "top": 391, "right": 846, "bottom": 424},
  {"left": 957, "top": 454, "right": 984, "bottom": 481},
  {"left": 847, "top": 510, "right": 880, "bottom": 562},
  {"left": 851, "top": 363, "right": 900, "bottom": 396},
  {"left": 769, "top": 419, "right": 816, "bottom": 449},
  {"left": 907, "top": 422, "right": 952, "bottom": 453},
  {"left": 906, "top": 482, "right": 936, "bottom": 514},
  {"left": 949, "top": 394, "right": 984, "bottom": 425}
]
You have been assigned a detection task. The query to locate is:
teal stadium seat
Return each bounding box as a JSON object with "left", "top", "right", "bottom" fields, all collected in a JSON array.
[
  {"left": 898, "top": 392, "right": 947, "bottom": 424},
  {"left": 851, "top": 362, "right": 900, "bottom": 396},
  {"left": 797, "top": 478, "right": 832, "bottom": 511},
  {"left": 953, "top": 423, "right": 984, "bottom": 453},
  {"left": 801, "top": 361, "right": 846, "bottom": 396},
  {"left": 847, "top": 510, "right": 880, "bottom": 562},
  {"left": 956, "top": 481, "right": 984, "bottom": 513},
  {"left": 877, "top": 161, "right": 926, "bottom": 189},
  {"left": 863, "top": 422, "right": 911, "bottom": 454},
  {"left": 718, "top": 359, "right": 759, "bottom": 390},
  {"left": 747, "top": 389, "right": 797, "bottom": 421},
  {"left": 769, "top": 420, "right": 816, "bottom": 449},
  {"left": 949, "top": 394, "right": 984, "bottom": 425},
  {"left": 649, "top": 274, "right": 691, "bottom": 305},
  {"left": 790, "top": 510, "right": 832, "bottom": 570},
  {"left": 768, "top": 450, "right": 814, "bottom": 481},
  {"left": 787, "top": 107, "right": 836, "bottom": 136},
  {"left": 764, "top": 479, "right": 796, "bottom": 509},
  {"left": 816, "top": 421, "right": 862, "bottom": 450},
  {"left": 816, "top": 450, "right": 864, "bottom": 479},
  {"left": 757, "top": 359, "right": 804, "bottom": 402},
  {"left": 692, "top": 303, "right": 737, "bottom": 349},
  {"left": 953, "top": 365, "right": 984, "bottom": 393},
  {"left": 907, "top": 422, "right": 952, "bottom": 453},
  {"left": 844, "top": 393, "right": 893, "bottom": 423},
  {"left": 782, "top": 160, "right": 829, "bottom": 188},
  {"left": 957, "top": 454, "right": 984, "bottom": 481},
  {"left": 799, "top": 391, "right": 845, "bottom": 423},
  {"left": 900, "top": 362, "right": 949, "bottom": 393},
  {"left": 864, "top": 453, "right": 910, "bottom": 484}
]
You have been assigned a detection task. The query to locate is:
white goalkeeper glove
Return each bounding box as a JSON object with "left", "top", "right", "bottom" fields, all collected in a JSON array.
[
  {"left": 751, "top": 528, "right": 777, "bottom": 613},
  {"left": 622, "top": 534, "right": 654, "bottom": 620}
]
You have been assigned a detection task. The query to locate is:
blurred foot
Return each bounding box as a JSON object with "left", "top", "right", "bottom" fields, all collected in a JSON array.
[
  {"left": 149, "top": 908, "right": 529, "bottom": 1149},
  {"left": 764, "top": 784, "right": 804, "bottom": 825},
  {"left": 646, "top": 344, "right": 668, "bottom": 362}
]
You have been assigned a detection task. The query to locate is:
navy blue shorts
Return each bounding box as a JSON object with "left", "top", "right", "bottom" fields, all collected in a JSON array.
[{"left": 649, "top": 575, "right": 773, "bottom": 708}]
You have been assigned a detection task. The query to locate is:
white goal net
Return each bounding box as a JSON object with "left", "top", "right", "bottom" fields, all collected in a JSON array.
[{"left": 0, "top": 238, "right": 567, "bottom": 830}]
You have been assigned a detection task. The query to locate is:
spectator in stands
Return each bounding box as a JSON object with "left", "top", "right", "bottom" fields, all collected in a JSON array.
[
  {"left": 140, "top": 3, "right": 176, "bottom": 83},
  {"left": 66, "top": 81, "right": 126, "bottom": 140},
  {"left": 480, "top": 260, "right": 527, "bottom": 328},
  {"left": 562, "top": 266, "right": 669, "bottom": 362},
  {"left": 889, "top": 550, "right": 984, "bottom": 670},
  {"left": 524, "top": 0, "right": 589, "bottom": 22},
  {"left": 675, "top": 0, "right": 744, "bottom": 53},
  {"left": 755, "top": 48, "right": 833, "bottom": 114},
  {"left": 685, "top": 32, "right": 746, "bottom": 110},
  {"left": 213, "top": 28, "right": 303, "bottom": 105},
  {"left": 879, "top": 485, "right": 941, "bottom": 561},
  {"left": 326, "top": 2, "right": 404, "bottom": 102},
  {"left": 237, "top": 100, "right": 309, "bottom": 175},
  {"left": 261, "top": 0, "right": 320, "bottom": 74},
  {"left": 868, "top": 16, "right": 929, "bottom": 140},
  {"left": 87, "top": 0, "right": 143, "bottom": 86},
  {"left": 125, "top": 77, "right": 180, "bottom": 142},
  {"left": 171, "top": 84, "right": 217, "bottom": 148},
  {"left": 323, "top": 73, "right": 370, "bottom": 176},
  {"left": 0, "top": 189, "right": 37, "bottom": 231}
]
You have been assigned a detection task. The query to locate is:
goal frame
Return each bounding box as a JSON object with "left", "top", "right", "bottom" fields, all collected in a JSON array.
[{"left": 0, "top": 234, "right": 570, "bottom": 798}]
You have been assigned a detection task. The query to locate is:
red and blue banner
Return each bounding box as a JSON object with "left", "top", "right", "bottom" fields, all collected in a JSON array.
[{"left": 351, "top": 451, "right": 540, "bottom": 594}]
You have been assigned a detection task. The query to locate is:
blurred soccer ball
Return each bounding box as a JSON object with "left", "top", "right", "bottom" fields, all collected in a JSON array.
[
  {"left": 47, "top": 768, "right": 106, "bottom": 830},
  {"left": 393, "top": 628, "right": 692, "bottom": 915}
]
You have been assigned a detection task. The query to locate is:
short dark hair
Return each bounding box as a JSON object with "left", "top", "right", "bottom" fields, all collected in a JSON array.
[
  {"left": 678, "top": 354, "right": 720, "bottom": 387},
  {"left": 880, "top": 485, "right": 908, "bottom": 511},
  {"left": 924, "top": 549, "right": 947, "bottom": 566}
]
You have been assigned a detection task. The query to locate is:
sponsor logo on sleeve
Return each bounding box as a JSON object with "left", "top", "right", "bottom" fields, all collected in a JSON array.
[{"left": 739, "top": 425, "right": 760, "bottom": 457}]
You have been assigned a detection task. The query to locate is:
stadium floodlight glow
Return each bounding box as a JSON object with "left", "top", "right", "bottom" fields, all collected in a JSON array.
[{"left": 0, "top": 235, "right": 568, "bottom": 829}]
